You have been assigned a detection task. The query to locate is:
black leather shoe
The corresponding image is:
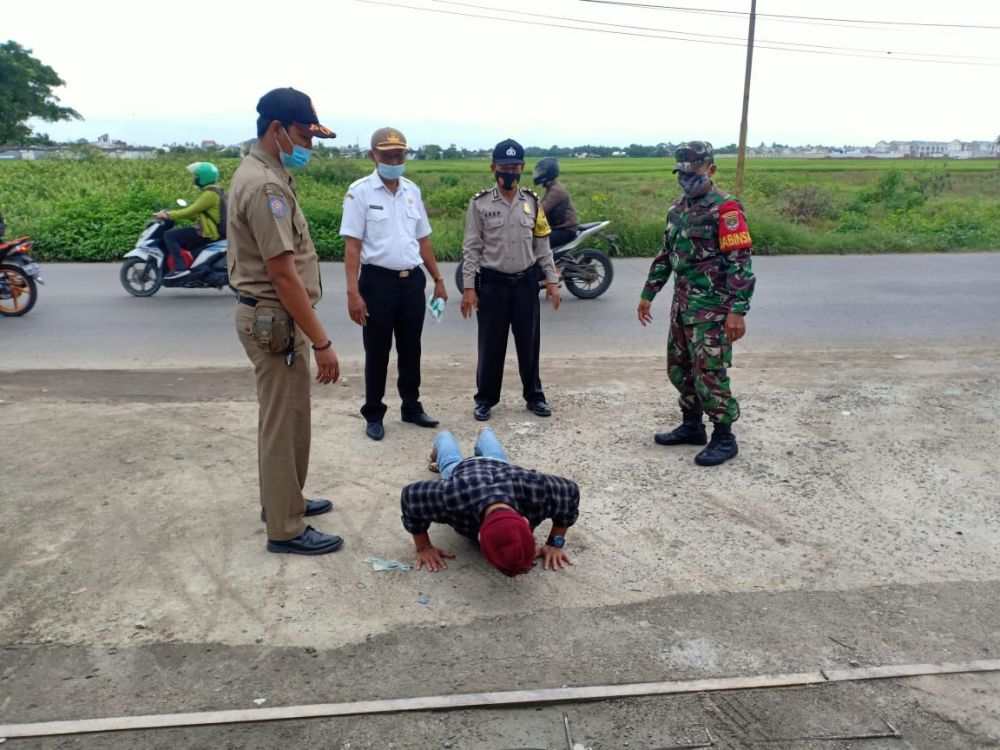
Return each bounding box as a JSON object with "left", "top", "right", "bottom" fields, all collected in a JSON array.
[
  {"left": 526, "top": 401, "right": 552, "bottom": 417},
  {"left": 695, "top": 423, "right": 739, "bottom": 466},
  {"left": 266, "top": 525, "right": 344, "bottom": 555},
  {"left": 473, "top": 403, "right": 491, "bottom": 421},
  {"left": 261, "top": 498, "right": 333, "bottom": 523},
  {"left": 366, "top": 421, "right": 385, "bottom": 441},
  {"left": 402, "top": 411, "right": 440, "bottom": 428}
]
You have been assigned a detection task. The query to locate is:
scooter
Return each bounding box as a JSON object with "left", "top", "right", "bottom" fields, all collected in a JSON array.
[
  {"left": 454, "top": 220, "right": 619, "bottom": 299},
  {"left": 119, "top": 200, "right": 230, "bottom": 297},
  {"left": 0, "top": 235, "right": 43, "bottom": 317}
]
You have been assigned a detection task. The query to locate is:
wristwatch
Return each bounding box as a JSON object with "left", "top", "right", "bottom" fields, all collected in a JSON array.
[{"left": 545, "top": 534, "right": 565, "bottom": 549}]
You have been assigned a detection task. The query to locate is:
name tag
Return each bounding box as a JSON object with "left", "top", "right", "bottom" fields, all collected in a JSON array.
[{"left": 369, "top": 204, "right": 384, "bottom": 210}]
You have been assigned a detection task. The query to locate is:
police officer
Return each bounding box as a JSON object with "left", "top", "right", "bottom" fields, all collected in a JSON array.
[
  {"left": 637, "top": 141, "right": 756, "bottom": 467},
  {"left": 228, "top": 87, "right": 344, "bottom": 555},
  {"left": 340, "top": 127, "right": 447, "bottom": 441},
  {"left": 461, "top": 138, "right": 560, "bottom": 422}
]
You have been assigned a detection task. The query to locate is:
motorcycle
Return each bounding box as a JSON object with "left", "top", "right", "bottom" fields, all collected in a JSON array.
[
  {"left": 119, "top": 201, "right": 231, "bottom": 297},
  {"left": 0, "top": 235, "right": 43, "bottom": 317},
  {"left": 454, "top": 220, "right": 619, "bottom": 299}
]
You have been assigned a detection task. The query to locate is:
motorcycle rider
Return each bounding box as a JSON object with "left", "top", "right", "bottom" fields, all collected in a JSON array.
[
  {"left": 533, "top": 157, "right": 579, "bottom": 250},
  {"left": 156, "top": 162, "right": 226, "bottom": 281}
]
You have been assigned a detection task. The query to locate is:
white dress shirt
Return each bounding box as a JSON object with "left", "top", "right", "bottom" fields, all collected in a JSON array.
[{"left": 339, "top": 171, "right": 432, "bottom": 270}]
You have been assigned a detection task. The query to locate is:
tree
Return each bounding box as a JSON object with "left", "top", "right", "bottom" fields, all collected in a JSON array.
[
  {"left": 0, "top": 41, "right": 81, "bottom": 145},
  {"left": 418, "top": 144, "right": 443, "bottom": 160}
]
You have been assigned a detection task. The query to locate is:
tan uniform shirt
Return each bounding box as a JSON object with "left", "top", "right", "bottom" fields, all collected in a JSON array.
[
  {"left": 227, "top": 144, "right": 322, "bottom": 305},
  {"left": 540, "top": 179, "right": 579, "bottom": 231},
  {"left": 462, "top": 186, "right": 557, "bottom": 288}
]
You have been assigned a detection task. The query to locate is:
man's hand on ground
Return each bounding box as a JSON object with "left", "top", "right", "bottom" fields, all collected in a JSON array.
[
  {"left": 416, "top": 546, "right": 455, "bottom": 572},
  {"left": 538, "top": 545, "right": 573, "bottom": 571}
]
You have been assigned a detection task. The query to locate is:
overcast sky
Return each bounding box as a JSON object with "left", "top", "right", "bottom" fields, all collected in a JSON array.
[{"left": 6, "top": 0, "right": 999, "bottom": 149}]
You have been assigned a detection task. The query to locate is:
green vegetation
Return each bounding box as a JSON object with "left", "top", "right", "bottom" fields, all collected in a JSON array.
[{"left": 1, "top": 156, "right": 998, "bottom": 261}]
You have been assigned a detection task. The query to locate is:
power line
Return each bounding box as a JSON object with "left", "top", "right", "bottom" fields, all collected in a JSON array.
[
  {"left": 579, "top": 0, "right": 1000, "bottom": 31},
  {"left": 355, "top": 0, "right": 1000, "bottom": 66},
  {"left": 429, "top": 0, "right": 1000, "bottom": 61}
]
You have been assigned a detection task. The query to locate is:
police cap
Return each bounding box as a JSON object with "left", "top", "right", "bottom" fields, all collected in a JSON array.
[
  {"left": 672, "top": 141, "right": 714, "bottom": 173},
  {"left": 492, "top": 138, "right": 525, "bottom": 165}
]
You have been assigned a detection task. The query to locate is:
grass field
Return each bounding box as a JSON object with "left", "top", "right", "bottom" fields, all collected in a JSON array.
[{"left": 1, "top": 155, "right": 999, "bottom": 261}]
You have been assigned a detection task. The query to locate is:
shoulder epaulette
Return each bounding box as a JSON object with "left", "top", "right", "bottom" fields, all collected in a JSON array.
[
  {"left": 348, "top": 175, "right": 368, "bottom": 190},
  {"left": 524, "top": 188, "right": 540, "bottom": 199},
  {"left": 472, "top": 188, "right": 491, "bottom": 200}
]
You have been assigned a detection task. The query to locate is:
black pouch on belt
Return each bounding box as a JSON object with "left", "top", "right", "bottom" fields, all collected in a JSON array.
[{"left": 252, "top": 306, "right": 294, "bottom": 354}]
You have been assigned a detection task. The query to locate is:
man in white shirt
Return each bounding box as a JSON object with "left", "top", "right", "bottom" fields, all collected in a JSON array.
[{"left": 340, "top": 127, "right": 448, "bottom": 441}]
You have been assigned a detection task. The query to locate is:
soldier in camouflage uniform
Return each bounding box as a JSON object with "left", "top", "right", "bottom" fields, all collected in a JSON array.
[{"left": 637, "top": 141, "right": 756, "bottom": 466}]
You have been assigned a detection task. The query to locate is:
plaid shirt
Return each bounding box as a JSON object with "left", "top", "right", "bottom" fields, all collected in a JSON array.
[{"left": 400, "top": 458, "right": 580, "bottom": 539}]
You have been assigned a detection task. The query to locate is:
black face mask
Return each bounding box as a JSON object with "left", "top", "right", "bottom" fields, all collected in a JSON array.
[{"left": 495, "top": 171, "right": 520, "bottom": 190}]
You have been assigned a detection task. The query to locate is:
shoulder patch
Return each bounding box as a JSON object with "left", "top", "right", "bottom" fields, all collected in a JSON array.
[
  {"left": 718, "top": 200, "right": 751, "bottom": 252},
  {"left": 269, "top": 195, "right": 287, "bottom": 219}
]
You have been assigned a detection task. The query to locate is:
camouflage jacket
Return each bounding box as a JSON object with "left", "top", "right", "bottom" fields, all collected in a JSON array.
[{"left": 641, "top": 184, "right": 756, "bottom": 324}]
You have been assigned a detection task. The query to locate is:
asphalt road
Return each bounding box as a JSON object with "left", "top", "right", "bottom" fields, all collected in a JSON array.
[{"left": 2, "top": 254, "right": 999, "bottom": 369}]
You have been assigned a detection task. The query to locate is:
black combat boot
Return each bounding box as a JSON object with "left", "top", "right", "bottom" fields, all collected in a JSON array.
[
  {"left": 694, "top": 422, "right": 739, "bottom": 466},
  {"left": 654, "top": 408, "right": 708, "bottom": 446}
]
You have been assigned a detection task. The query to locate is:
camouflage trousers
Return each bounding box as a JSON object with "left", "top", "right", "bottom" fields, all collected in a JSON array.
[{"left": 667, "top": 317, "right": 740, "bottom": 425}]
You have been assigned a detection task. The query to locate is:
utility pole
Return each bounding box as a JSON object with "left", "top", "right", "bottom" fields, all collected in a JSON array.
[{"left": 735, "top": 0, "right": 757, "bottom": 196}]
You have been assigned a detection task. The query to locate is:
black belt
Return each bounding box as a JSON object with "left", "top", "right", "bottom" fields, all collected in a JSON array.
[
  {"left": 479, "top": 265, "right": 536, "bottom": 283},
  {"left": 237, "top": 294, "right": 258, "bottom": 307},
  {"left": 362, "top": 264, "right": 420, "bottom": 279}
]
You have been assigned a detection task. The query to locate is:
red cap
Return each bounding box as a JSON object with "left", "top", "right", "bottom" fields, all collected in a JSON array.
[{"left": 478, "top": 508, "right": 535, "bottom": 577}]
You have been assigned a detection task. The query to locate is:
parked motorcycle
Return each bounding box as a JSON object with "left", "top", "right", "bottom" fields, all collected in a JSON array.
[
  {"left": 0, "top": 235, "right": 43, "bottom": 317},
  {"left": 119, "top": 202, "right": 230, "bottom": 297},
  {"left": 454, "top": 220, "right": 619, "bottom": 299}
]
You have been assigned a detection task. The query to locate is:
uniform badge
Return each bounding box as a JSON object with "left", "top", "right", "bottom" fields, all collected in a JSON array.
[
  {"left": 269, "top": 196, "right": 286, "bottom": 218},
  {"left": 345, "top": 192, "right": 355, "bottom": 200},
  {"left": 523, "top": 203, "right": 531, "bottom": 214}
]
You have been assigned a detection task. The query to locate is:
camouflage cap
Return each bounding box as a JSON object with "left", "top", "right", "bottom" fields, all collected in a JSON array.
[{"left": 672, "top": 141, "right": 714, "bottom": 173}]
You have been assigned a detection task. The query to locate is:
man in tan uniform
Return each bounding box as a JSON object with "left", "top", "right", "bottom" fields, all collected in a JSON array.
[
  {"left": 228, "top": 87, "right": 344, "bottom": 555},
  {"left": 461, "top": 138, "right": 560, "bottom": 422}
]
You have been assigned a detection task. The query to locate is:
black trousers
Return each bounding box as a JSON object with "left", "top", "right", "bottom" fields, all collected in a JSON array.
[
  {"left": 164, "top": 226, "right": 211, "bottom": 270},
  {"left": 475, "top": 267, "right": 545, "bottom": 407},
  {"left": 358, "top": 265, "right": 427, "bottom": 422},
  {"left": 548, "top": 227, "right": 577, "bottom": 250}
]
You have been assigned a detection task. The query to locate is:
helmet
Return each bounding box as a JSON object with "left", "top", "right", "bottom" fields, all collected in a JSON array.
[
  {"left": 532, "top": 157, "right": 559, "bottom": 186},
  {"left": 187, "top": 162, "right": 220, "bottom": 187}
]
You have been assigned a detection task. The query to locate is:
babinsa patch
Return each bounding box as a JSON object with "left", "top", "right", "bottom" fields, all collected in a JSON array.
[{"left": 717, "top": 200, "right": 752, "bottom": 251}]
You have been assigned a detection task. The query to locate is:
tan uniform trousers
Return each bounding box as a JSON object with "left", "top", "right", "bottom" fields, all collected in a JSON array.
[{"left": 235, "top": 302, "right": 311, "bottom": 541}]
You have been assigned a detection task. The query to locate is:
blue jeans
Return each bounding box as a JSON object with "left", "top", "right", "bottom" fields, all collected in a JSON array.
[{"left": 434, "top": 428, "right": 508, "bottom": 480}]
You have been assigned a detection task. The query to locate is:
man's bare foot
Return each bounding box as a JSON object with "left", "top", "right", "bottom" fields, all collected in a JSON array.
[{"left": 428, "top": 445, "right": 439, "bottom": 473}]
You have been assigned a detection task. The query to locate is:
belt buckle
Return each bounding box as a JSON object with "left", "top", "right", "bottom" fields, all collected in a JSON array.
[{"left": 399, "top": 269, "right": 410, "bottom": 278}]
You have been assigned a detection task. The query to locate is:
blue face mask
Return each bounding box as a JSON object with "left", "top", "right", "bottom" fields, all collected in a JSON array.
[
  {"left": 277, "top": 127, "right": 312, "bottom": 169},
  {"left": 678, "top": 172, "right": 710, "bottom": 198},
  {"left": 377, "top": 162, "right": 405, "bottom": 180}
]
